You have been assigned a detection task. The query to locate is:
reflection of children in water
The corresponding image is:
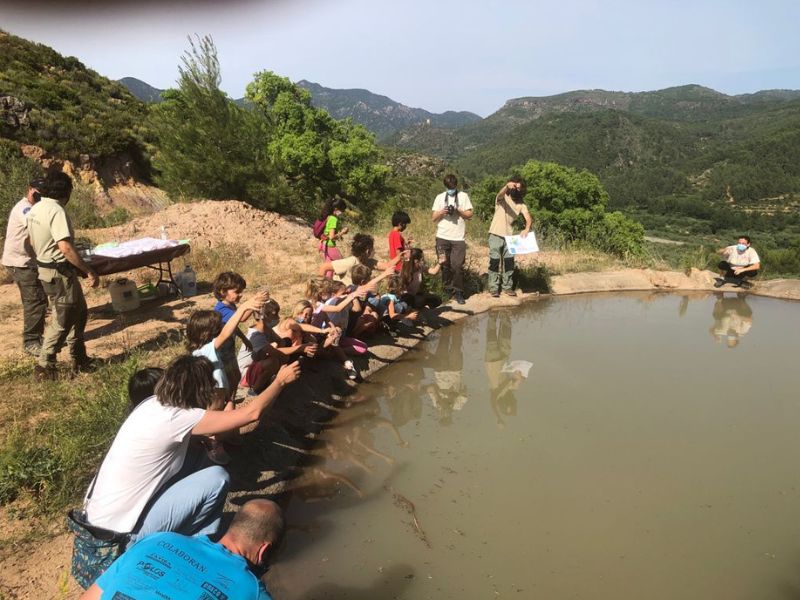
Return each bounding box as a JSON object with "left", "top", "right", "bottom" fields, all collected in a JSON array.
[
  {"left": 484, "top": 311, "right": 525, "bottom": 428},
  {"left": 384, "top": 357, "right": 426, "bottom": 428},
  {"left": 710, "top": 293, "right": 753, "bottom": 348},
  {"left": 427, "top": 327, "right": 468, "bottom": 425}
]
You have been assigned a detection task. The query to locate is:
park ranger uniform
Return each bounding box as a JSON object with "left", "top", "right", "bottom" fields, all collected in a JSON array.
[
  {"left": 26, "top": 195, "right": 89, "bottom": 369},
  {"left": 2, "top": 196, "right": 48, "bottom": 353}
]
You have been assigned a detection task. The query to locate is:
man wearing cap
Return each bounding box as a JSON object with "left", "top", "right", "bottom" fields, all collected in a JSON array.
[
  {"left": 2, "top": 178, "right": 49, "bottom": 356},
  {"left": 26, "top": 172, "right": 98, "bottom": 380}
]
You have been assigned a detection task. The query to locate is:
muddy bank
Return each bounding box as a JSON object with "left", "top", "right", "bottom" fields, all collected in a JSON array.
[{"left": 550, "top": 268, "right": 800, "bottom": 301}]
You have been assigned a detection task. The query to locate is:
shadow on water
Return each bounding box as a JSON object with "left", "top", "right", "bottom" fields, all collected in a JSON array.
[{"left": 299, "top": 564, "right": 416, "bottom": 600}]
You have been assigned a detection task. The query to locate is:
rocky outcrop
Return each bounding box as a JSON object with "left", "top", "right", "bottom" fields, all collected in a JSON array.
[{"left": 0, "top": 95, "right": 30, "bottom": 132}]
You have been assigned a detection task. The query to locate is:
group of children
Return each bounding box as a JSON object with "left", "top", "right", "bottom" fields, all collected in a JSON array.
[{"left": 122, "top": 202, "right": 443, "bottom": 467}]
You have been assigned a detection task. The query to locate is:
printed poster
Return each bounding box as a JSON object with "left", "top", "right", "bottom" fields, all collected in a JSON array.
[{"left": 504, "top": 231, "right": 539, "bottom": 255}]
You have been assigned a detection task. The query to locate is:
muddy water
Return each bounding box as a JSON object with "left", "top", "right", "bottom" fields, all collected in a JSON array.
[{"left": 267, "top": 292, "right": 800, "bottom": 600}]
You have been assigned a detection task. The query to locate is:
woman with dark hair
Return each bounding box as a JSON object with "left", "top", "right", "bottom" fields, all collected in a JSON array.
[
  {"left": 318, "top": 233, "right": 403, "bottom": 285},
  {"left": 82, "top": 354, "right": 300, "bottom": 545}
]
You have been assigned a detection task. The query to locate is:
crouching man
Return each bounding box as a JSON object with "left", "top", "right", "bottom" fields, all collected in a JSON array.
[
  {"left": 715, "top": 236, "right": 760, "bottom": 289},
  {"left": 79, "top": 499, "right": 285, "bottom": 600}
]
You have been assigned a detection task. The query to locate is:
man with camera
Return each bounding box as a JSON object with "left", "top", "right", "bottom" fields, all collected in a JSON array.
[
  {"left": 432, "top": 174, "right": 473, "bottom": 304},
  {"left": 488, "top": 177, "right": 532, "bottom": 297},
  {"left": 26, "top": 172, "right": 99, "bottom": 380}
]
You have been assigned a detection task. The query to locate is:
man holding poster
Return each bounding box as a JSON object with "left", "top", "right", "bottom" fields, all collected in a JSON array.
[{"left": 487, "top": 177, "right": 534, "bottom": 298}]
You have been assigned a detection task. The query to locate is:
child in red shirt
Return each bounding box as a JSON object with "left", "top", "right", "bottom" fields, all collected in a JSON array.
[{"left": 388, "top": 210, "right": 412, "bottom": 272}]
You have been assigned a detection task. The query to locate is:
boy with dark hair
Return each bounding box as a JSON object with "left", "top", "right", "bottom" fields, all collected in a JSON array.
[
  {"left": 212, "top": 271, "right": 254, "bottom": 394},
  {"left": 388, "top": 210, "right": 412, "bottom": 272}
]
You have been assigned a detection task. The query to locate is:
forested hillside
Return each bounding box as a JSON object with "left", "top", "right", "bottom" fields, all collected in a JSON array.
[{"left": 0, "top": 30, "right": 148, "bottom": 163}]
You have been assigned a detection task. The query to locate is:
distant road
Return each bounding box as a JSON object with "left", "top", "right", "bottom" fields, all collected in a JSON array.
[{"left": 645, "top": 236, "right": 685, "bottom": 246}]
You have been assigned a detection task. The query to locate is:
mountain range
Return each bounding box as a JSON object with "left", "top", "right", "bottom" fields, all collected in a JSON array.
[{"left": 117, "top": 76, "right": 482, "bottom": 140}]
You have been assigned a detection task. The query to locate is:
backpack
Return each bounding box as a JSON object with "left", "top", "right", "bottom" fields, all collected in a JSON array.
[{"left": 312, "top": 218, "right": 326, "bottom": 239}]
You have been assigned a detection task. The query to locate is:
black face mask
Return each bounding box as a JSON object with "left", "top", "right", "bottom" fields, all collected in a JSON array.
[{"left": 509, "top": 188, "right": 524, "bottom": 202}]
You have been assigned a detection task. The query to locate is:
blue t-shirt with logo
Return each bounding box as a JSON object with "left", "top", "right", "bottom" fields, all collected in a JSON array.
[{"left": 95, "top": 532, "right": 271, "bottom": 600}]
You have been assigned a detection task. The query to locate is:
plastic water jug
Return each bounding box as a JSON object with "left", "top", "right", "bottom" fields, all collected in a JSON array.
[
  {"left": 175, "top": 265, "right": 197, "bottom": 297},
  {"left": 109, "top": 278, "right": 141, "bottom": 313}
]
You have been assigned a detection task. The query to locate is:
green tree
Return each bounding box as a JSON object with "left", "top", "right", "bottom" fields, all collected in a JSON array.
[
  {"left": 148, "top": 36, "right": 282, "bottom": 207},
  {"left": 246, "top": 71, "right": 389, "bottom": 217},
  {"left": 0, "top": 140, "right": 41, "bottom": 235}
]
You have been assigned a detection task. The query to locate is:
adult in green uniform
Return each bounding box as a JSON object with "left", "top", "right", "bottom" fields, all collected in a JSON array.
[{"left": 26, "top": 172, "right": 98, "bottom": 380}]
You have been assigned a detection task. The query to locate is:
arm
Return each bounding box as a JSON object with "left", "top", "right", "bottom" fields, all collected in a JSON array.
[
  {"left": 318, "top": 260, "right": 334, "bottom": 276},
  {"left": 733, "top": 262, "right": 760, "bottom": 274},
  {"left": 235, "top": 327, "right": 253, "bottom": 352},
  {"left": 79, "top": 584, "right": 102, "bottom": 600},
  {"left": 520, "top": 206, "right": 533, "bottom": 238},
  {"left": 57, "top": 239, "right": 98, "bottom": 287},
  {"left": 375, "top": 252, "right": 405, "bottom": 272},
  {"left": 213, "top": 294, "right": 266, "bottom": 350},
  {"left": 191, "top": 363, "right": 301, "bottom": 436}
]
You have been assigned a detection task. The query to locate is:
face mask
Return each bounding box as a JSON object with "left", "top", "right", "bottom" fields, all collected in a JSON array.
[
  {"left": 446, "top": 189, "right": 457, "bottom": 196},
  {"left": 736, "top": 244, "right": 747, "bottom": 252},
  {"left": 266, "top": 317, "right": 280, "bottom": 328},
  {"left": 295, "top": 317, "right": 305, "bottom": 324}
]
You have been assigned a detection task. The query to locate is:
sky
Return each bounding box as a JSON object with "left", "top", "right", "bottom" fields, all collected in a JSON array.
[{"left": 3, "top": 0, "right": 800, "bottom": 116}]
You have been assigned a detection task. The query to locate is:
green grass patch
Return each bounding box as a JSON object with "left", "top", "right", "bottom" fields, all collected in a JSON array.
[{"left": 0, "top": 351, "right": 171, "bottom": 516}]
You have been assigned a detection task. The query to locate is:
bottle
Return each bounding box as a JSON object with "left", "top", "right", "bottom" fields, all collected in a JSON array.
[
  {"left": 178, "top": 265, "right": 197, "bottom": 297},
  {"left": 160, "top": 225, "right": 168, "bottom": 241}
]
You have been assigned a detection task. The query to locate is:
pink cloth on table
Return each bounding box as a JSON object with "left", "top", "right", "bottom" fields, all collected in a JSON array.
[{"left": 94, "top": 237, "right": 180, "bottom": 258}]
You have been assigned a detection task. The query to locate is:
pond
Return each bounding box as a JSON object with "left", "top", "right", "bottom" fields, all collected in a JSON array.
[{"left": 266, "top": 292, "right": 800, "bottom": 600}]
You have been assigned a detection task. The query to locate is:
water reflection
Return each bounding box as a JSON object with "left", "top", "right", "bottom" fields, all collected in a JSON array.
[
  {"left": 427, "top": 327, "right": 468, "bottom": 425},
  {"left": 484, "top": 311, "right": 530, "bottom": 429},
  {"left": 709, "top": 292, "right": 753, "bottom": 348}
]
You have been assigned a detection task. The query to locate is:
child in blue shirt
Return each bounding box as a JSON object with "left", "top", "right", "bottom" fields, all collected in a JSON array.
[{"left": 213, "top": 271, "right": 255, "bottom": 396}]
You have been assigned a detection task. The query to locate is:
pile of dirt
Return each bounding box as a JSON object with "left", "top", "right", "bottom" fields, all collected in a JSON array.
[{"left": 88, "top": 199, "right": 314, "bottom": 260}]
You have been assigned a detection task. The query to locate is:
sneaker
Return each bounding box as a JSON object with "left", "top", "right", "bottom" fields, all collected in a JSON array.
[
  {"left": 504, "top": 290, "right": 518, "bottom": 297},
  {"left": 491, "top": 291, "right": 500, "bottom": 298},
  {"left": 33, "top": 364, "right": 58, "bottom": 382},
  {"left": 24, "top": 343, "right": 42, "bottom": 357},
  {"left": 344, "top": 361, "right": 359, "bottom": 380},
  {"left": 740, "top": 280, "right": 753, "bottom": 289},
  {"left": 204, "top": 439, "right": 231, "bottom": 465},
  {"left": 454, "top": 292, "right": 466, "bottom": 305},
  {"left": 713, "top": 278, "right": 725, "bottom": 288}
]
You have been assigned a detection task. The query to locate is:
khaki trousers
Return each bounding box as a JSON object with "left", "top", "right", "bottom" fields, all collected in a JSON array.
[{"left": 39, "top": 271, "right": 88, "bottom": 367}]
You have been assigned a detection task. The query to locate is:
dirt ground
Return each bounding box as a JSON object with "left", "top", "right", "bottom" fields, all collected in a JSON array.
[{"left": 1, "top": 200, "right": 798, "bottom": 599}]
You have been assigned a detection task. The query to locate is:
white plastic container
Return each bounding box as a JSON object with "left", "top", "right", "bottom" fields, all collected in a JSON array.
[
  {"left": 109, "top": 278, "right": 141, "bottom": 313},
  {"left": 175, "top": 265, "right": 197, "bottom": 297}
]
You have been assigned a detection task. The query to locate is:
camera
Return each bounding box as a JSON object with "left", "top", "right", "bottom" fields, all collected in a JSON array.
[{"left": 446, "top": 204, "right": 456, "bottom": 216}]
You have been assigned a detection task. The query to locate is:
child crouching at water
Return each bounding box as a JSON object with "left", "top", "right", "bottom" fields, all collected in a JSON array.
[
  {"left": 374, "top": 275, "right": 419, "bottom": 326},
  {"left": 186, "top": 292, "right": 267, "bottom": 464},
  {"left": 237, "top": 299, "right": 317, "bottom": 394},
  {"left": 399, "top": 248, "right": 442, "bottom": 310}
]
